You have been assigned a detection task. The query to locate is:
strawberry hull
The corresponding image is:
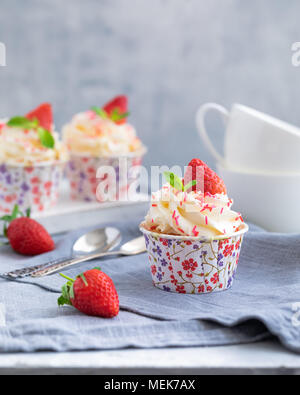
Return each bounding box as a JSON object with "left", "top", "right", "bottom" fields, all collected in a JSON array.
[{"left": 0, "top": 161, "right": 66, "bottom": 214}]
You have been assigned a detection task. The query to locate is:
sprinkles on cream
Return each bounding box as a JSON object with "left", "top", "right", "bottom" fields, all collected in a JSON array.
[
  {"left": 0, "top": 120, "right": 68, "bottom": 167},
  {"left": 62, "top": 111, "right": 144, "bottom": 158},
  {"left": 144, "top": 183, "right": 244, "bottom": 238}
]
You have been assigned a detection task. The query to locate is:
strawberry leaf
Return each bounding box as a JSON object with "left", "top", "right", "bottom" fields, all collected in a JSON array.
[
  {"left": 11, "top": 205, "right": 20, "bottom": 220},
  {"left": 58, "top": 294, "right": 71, "bottom": 306},
  {"left": 0, "top": 215, "right": 12, "bottom": 222},
  {"left": 58, "top": 285, "right": 72, "bottom": 306},
  {"left": 79, "top": 273, "right": 88, "bottom": 286},
  {"left": 58, "top": 274, "right": 75, "bottom": 306},
  {"left": 0, "top": 205, "right": 23, "bottom": 238}
]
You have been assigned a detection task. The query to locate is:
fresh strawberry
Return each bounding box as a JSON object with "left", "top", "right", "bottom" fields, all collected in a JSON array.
[
  {"left": 26, "top": 103, "right": 53, "bottom": 131},
  {"left": 184, "top": 159, "right": 227, "bottom": 195},
  {"left": 58, "top": 268, "right": 119, "bottom": 318},
  {"left": 103, "top": 95, "right": 128, "bottom": 124},
  {"left": 1, "top": 205, "right": 55, "bottom": 256}
]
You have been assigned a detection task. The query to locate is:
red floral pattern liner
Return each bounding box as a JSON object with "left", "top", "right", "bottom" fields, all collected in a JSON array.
[{"left": 141, "top": 228, "right": 247, "bottom": 294}]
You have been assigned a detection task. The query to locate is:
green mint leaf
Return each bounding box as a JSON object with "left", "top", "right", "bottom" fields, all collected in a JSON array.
[
  {"left": 7, "top": 117, "right": 55, "bottom": 150},
  {"left": 37, "top": 128, "right": 55, "bottom": 149},
  {"left": 117, "top": 111, "right": 130, "bottom": 119},
  {"left": 91, "top": 107, "right": 108, "bottom": 119},
  {"left": 183, "top": 180, "right": 197, "bottom": 192},
  {"left": 110, "top": 109, "right": 130, "bottom": 122},
  {"left": 164, "top": 172, "right": 184, "bottom": 192},
  {"left": 7, "top": 116, "right": 39, "bottom": 130}
]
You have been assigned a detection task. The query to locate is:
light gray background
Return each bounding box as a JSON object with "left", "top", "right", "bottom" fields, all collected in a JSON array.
[{"left": 0, "top": 0, "right": 300, "bottom": 169}]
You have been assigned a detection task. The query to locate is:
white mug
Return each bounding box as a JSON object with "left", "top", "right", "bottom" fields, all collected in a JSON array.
[
  {"left": 217, "top": 163, "right": 300, "bottom": 233},
  {"left": 196, "top": 103, "right": 300, "bottom": 174}
]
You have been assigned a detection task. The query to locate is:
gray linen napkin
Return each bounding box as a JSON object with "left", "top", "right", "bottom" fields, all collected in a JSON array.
[{"left": 1, "top": 219, "right": 299, "bottom": 353}]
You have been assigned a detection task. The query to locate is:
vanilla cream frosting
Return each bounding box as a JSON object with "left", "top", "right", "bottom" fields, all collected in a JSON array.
[
  {"left": 0, "top": 120, "right": 69, "bottom": 166},
  {"left": 143, "top": 184, "right": 244, "bottom": 238},
  {"left": 62, "top": 111, "right": 144, "bottom": 157}
]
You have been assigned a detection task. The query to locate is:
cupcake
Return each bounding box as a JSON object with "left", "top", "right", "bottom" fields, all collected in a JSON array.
[
  {"left": 63, "top": 95, "right": 147, "bottom": 202},
  {"left": 140, "top": 159, "right": 248, "bottom": 294},
  {"left": 0, "top": 103, "right": 69, "bottom": 214}
]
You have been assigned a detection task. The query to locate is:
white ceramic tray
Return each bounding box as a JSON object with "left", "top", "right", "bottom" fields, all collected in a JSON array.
[{"left": 33, "top": 181, "right": 149, "bottom": 219}]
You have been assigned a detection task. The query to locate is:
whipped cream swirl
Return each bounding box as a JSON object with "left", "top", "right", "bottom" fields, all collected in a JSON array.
[
  {"left": 62, "top": 111, "right": 144, "bottom": 157},
  {"left": 0, "top": 121, "right": 69, "bottom": 166},
  {"left": 143, "top": 184, "right": 244, "bottom": 238}
]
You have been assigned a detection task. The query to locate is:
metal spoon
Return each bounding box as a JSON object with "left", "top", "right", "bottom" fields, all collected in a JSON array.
[
  {"left": 3, "top": 227, "right": 121, "bottom": 279},
  {"left": 31, "top": 236, "right": 146, "bottom": 278}
]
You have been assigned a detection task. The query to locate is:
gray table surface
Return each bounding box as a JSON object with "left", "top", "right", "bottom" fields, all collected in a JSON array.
[{"left": 1, "top": 203, "right": 300, "bottom": 375}]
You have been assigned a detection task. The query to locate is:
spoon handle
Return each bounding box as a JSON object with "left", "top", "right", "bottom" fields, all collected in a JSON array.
[
  {"left": 2, "top": 256, "right": 76, "bottom": 279},
  {"left": 31, "top": 251, "right": 120, "bottom": 278}
]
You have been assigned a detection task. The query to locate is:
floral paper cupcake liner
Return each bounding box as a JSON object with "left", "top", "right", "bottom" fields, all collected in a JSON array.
[
  {"left": 66, "top": 150, "right": 146, "bottom": 202},
  {"left": 0, "top": 162, "right": 65, "bottom": 214},
  {"left": 140, "top": 224, "right": 248, "bottom": 294}
]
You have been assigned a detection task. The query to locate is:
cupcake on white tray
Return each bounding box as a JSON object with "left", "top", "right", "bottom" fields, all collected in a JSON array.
[
  {"left": 140, "top": 159, "right": 248, "bottom": 294},
  {"left": 63, "top": 95, "right": 147, "bottom": 202},
  {"left": 0, "top": 103, "right": 69, "bottom": 214}
]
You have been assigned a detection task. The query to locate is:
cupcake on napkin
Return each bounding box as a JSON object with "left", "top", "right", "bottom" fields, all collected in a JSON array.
[
  {"left": 63, "top": 95, "right": 147, "bottom": 202},
  {"left": 0, "top": 103, "right": 69, "bottom": 213},
  {"left": 140, "top": 159, "right": 248, "bottom": 294}
]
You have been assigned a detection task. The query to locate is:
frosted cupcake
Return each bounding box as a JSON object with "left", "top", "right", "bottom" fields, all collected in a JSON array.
[
  {"left": 140, "top": 159, "right": 248, "bottom": 294},
  {"left": 0, "top": 103, "right": 69, "bottom": 213},
  {"left": 63, "top": 95, "right": 146, "bottom": 202}
]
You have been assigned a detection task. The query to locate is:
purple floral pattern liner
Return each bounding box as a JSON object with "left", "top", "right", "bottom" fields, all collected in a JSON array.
[
  {"left": 141, "top": 227, "right": 248, "bottom": 294},
  {"left": 0, "top": 163, "right": 65, "bottom": 214},
  {"left": 66, "top": 154, "right": 145, "bottom": 202}
]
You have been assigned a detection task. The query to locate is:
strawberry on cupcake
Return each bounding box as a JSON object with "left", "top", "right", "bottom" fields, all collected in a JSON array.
[{"left": 140, "top": 159, "right": 248, "bottom": 294}]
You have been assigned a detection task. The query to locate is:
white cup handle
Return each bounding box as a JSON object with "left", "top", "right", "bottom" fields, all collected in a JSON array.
[{"left": 196, "top": 103, "right": 229, "bottom": 166}]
